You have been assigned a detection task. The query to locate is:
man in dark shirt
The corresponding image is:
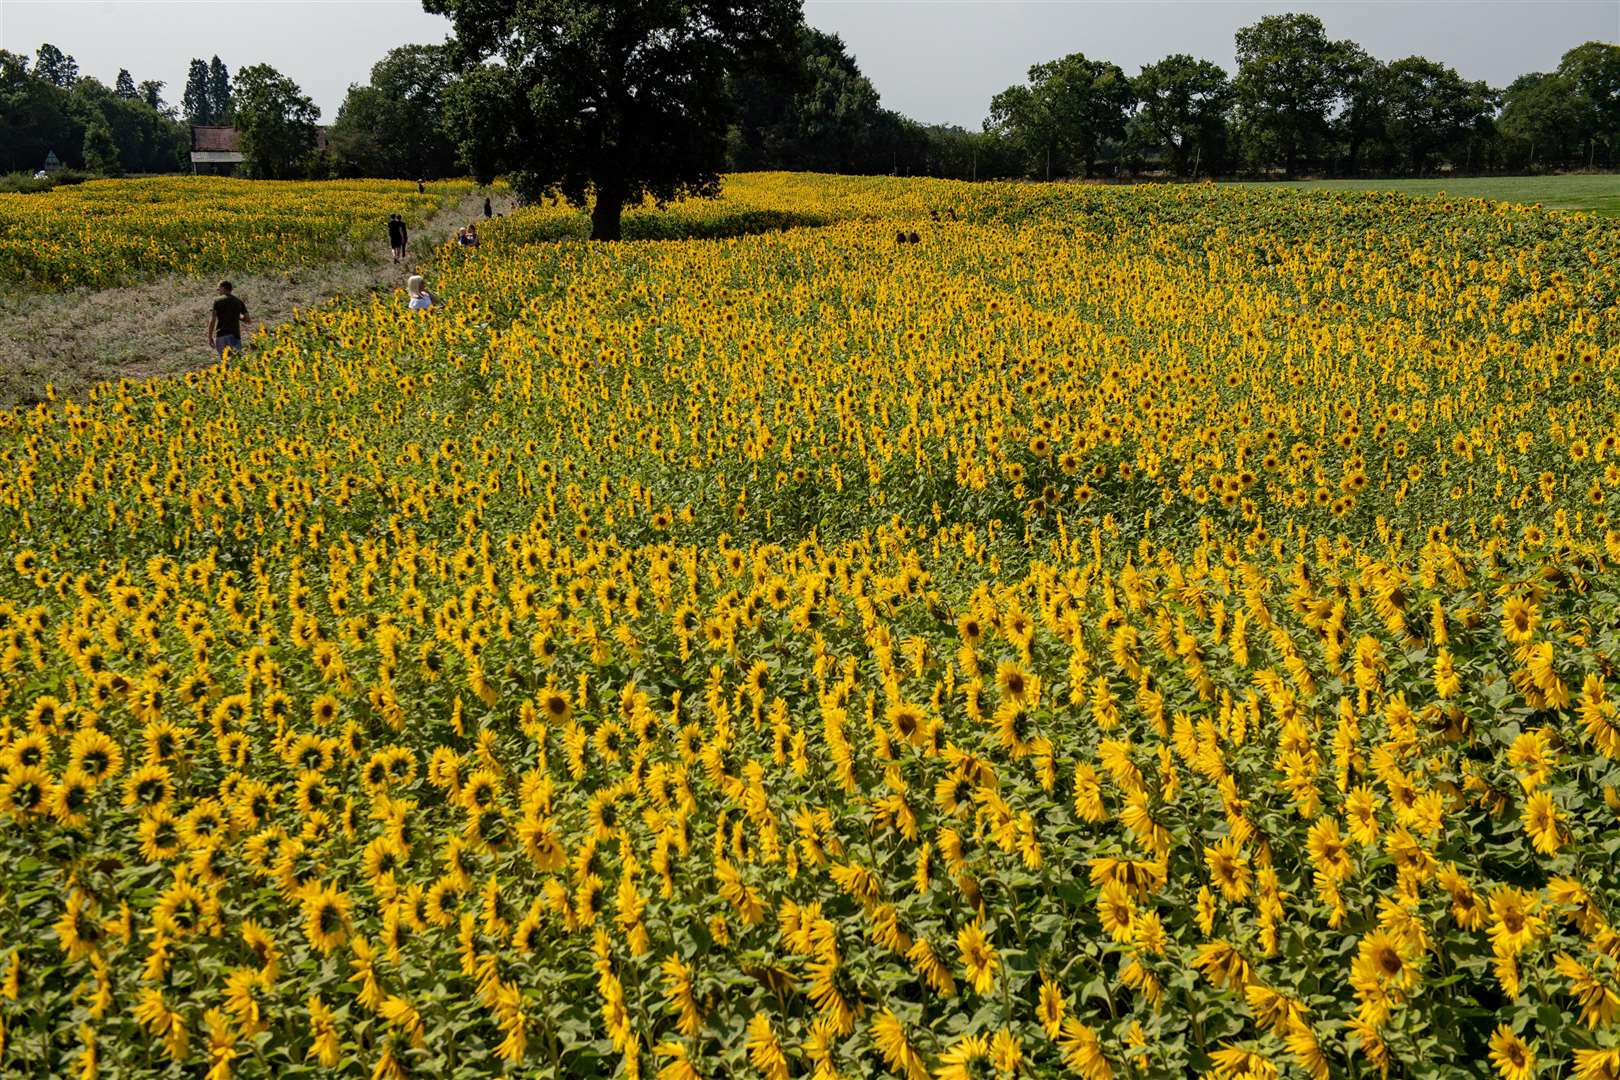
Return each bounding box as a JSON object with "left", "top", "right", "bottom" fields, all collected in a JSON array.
[
  {"left": 207, "top": 281, "right": 250, "bottom": 357},
  {"left": 388, "top": 214, "right": 408, "bottom": 262}
]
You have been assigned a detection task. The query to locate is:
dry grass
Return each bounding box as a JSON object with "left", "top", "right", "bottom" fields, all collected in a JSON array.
[{"left": 0, "top": 194, "right": 492, "bottom": 407}]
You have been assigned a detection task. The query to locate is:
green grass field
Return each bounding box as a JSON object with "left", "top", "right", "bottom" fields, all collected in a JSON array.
[{"left": 1234, "top": 173, "right": 1620, "bottom": 216}]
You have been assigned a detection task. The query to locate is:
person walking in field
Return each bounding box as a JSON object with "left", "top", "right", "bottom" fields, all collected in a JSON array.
[
  {"left": 207, "top": 281, "right": 250, "bottom": 357},
  {"left": 483, "top": 195, "right": 493, "bottom": 219},
  {"left": 388, "top": 214, "right": 408, "bottom": 262},
  {"left": 417, "top": 178, "right": 425, "bottom": 194},
  {"left": 406, "top": 275, "right": 436, "bottom": 311}
]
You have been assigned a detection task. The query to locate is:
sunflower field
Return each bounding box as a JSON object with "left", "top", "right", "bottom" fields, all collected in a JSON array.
[
  {"left": 2, "top": 172, "right": 1620, "bottom": 1079},
  {"left": 0, "top": 177, "right": 472, "bottom": 291}
]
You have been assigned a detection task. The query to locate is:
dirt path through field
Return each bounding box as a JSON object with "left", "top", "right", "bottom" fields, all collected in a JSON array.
[{"left": 0, "top": 193, "right": 499, "bottom": 406}]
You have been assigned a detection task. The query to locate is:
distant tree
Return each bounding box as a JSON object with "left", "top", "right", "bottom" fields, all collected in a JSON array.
[
  {"left": 429, "top": 0, "right": 802, "bottom": 239},
  {"left": 33, "top": 43, "right": 78, "bottom": 88},
  {"left": 1132, "top": 54, "right": 1231, "bottom": 176},
  {"left": 1499, "top": 72, "right": 1585, "bottom": 168},
  {"left": 1379, "top": 57, "right": 1496, "bottom": 175},
  {"left": 728, "top": 27, "right": 885, "bottom": 173},
  {"left": 1233, "top": 13, "right": 1337, "bottom": 176},
  {"left": 182, "top": 59, "right": 213, "bottom": 124},
  {"left": 986, "top": 82, "right": 1048, "bottom": 177},
  {"left": 330, "top": 44, "right": 459, "bottom": 177},
  {"left": 139, "top": 79, "right": 167, "bottom": 113},
  {"left": 207, "top": 56, "right": 232, "bottom": 123},
  {"left": 1557, "top": 41, "right": 1620, "bottom": 166},
  {"left": 115, "top": 69, "right": 139, "bottom": 99},
  {"left": 0, "top": 50, "right": 79, "bottom": 172},
  {"left": 1, "top": 49, "right": 28, "bottom": 82},
  {"left": 990, "top": 52, "right": 1133, "bottom": 178},
  {"left": 68, "top": 76, "right": 187, "bottom": 174},
  {"left": 232, "top": 63, "right": 319, "bottom": 179},
  {"left": 1330, "top": 42, "right": 1387, "bottom": 175},
  {"left": 327, "top": 86, "right": 389, "bottom": 177},
  {"left": 81, "top": 113, "right": 121, "bottom": 174}
]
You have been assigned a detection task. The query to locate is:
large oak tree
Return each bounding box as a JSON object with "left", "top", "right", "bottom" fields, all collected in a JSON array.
[
  {"left": 989, "top": 53, "right": 1133, "bottom": 179},
  {"left": 1232, "top": 13, "right": 1338, "bottom": 177},
  {"left": 425, "top": 0, "right": 802, "bottom": 239}
]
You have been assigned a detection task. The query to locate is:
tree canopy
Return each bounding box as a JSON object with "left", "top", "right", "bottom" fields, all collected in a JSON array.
[
  {"left": 989, "top": 53, "right": 1133, "bottom": 178},
  {"left": 330, "top": 45, "right": 460, "bottom": 179},
  {"left": 1131, "top": 53, "right": 1231, "bottom": 176},
  {"left": 3, "top": 23, "right": 1618, "bottom": 183},
  {"left": 0, "top": 48, "right": 185, "bottom": 174},
  {"left": 1380, "top": 57, "right": 1496, "bottom": 175},
  {"left": 232, "top": 63, "right": 320, "bottom": 179},
  {"left": 1232, "top": 13, "right": 1340, "bottom": 176},
  {"left": 426, "top": 0, "right": 803, "bottom": 239},
  {"left": 728, "top": 28, "right": 884, "bottom": 173},
  {"left": 33, "top": 44, "right": 77, "bottom": 88}
]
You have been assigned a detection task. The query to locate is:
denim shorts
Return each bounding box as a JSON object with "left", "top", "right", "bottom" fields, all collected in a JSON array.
[{"left": 214, "top": 334, "right": 241, "bottom": 356}]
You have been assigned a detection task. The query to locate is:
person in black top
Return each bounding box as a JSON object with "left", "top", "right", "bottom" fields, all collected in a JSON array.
[
  {"left": 417, "top": 178, "right": 425, "bottom": 194},
  {"left": 207, "top": 281, "right": 250, "bottom": 357},
  {"left": 483, "top": 196, "right": 493, "bottom": 219},
  {"left": 388, "top": 214, "right": 408, "bottom": 262}
]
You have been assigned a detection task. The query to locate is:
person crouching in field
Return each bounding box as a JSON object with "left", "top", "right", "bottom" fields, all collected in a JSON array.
[
  {"left": 407, "top": 275, "right": 436, "bottom": 311},
  {"left": 207, "top": 281, "right": 250, "bottom": 357},
  {"left": 388, "top": 214, "right": 408, "bottom": 262}
]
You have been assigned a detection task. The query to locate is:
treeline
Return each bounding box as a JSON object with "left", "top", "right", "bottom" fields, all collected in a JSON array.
[
  {"left": 5, "top": 14, "right": 1618, "bottom": 184},
  {"left": 1, "top": 44, "right": 348, "bottom": 183},
  {"left": 315, "top": 14, "right": 1620, "bottom": 181},
  {"left": 752, "top": 15, "right": 1620, "bottom": 180},
  {"left": 0, "top": 45, "right": 188, "bottom": 176}
]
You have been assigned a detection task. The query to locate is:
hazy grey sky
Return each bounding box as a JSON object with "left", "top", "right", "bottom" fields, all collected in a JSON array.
[{"left": 2, "top": 0, "right": 1616, "bottom": 128}]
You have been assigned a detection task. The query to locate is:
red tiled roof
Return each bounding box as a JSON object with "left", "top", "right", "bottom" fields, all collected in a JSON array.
[
  {"left": 191, "top": 126, "right": 240, "bottom": 152},
  {"left": 190, "top": 126, "right": 330, "bottom": 152}
]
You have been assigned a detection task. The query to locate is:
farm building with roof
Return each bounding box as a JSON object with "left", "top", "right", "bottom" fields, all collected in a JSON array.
[{"left": 189, "top": 125, "right": 329, "bottom": 175}]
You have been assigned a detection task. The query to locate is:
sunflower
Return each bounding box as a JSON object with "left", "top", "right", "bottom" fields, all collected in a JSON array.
[
  {"left": 0, "top": 764, "right": 52, "bottom": 819},
  {"left": 1057, "top": 1020, "right": 1112, "bottom": 1080},
  {"left": 142, "top": 719, "right": 185, "bottom": 763},
  {"left": 50, "top": 768, "right": 94, "bottom": 826},
  {"left": 921, "top": 1031, "right": 989, "bottom": 1080},
  {"left": 956, "top": 920, "right": 999, "bottom": 995},
  {"left": 1521, "top": 790, "right": 1563, "bottom": 855},
  {"left": 302, "top": 883, "right": 351, "bottom": 954},
  {"left": 886, "top": 701, "right": 928, "bottom": 748},
  {"left": 308, "top": 995, "right": 341, "bottom": 1068},
  {"left": 519, "top": 814, "right": 568, "bottom": 872},
  {"left": 1488, "top": 887, "right": 1544, "bottom": 957},
  {"left": 153, "top": 875, "right": 214, "bottom": 937},
  {"left": 995, "top": 660, "right": 1036, "bottom": 705},
  {"left": 1038, "top": 974, "right": 1068, "bottom": 1037},
  {"left": 224, "top": 966, "right": 271, "bottom": 1035},
  {"left": 25, "top": 695, "right": 66, "bottom": 732},
  {"left": 122, "top": 762, "right": 174, "bottom": 812},
  {"left": 1575, "top": 1049, "right": 1620, "bottom": 1080},
  {"left": 53, "top": 890, "right": 105, "bottom": 962},
  {"left": 1096, "top": 879, "right": 1135, "bottom": 942},
  {"left": 1204, "top": 835, "right": 1251, "bottom": 902},
  {"left": 137, "top": 808, "right": 182, "bottom": 862},
  {"left": 538, "top": 687, "right": 573, "bottom": 725},
  {"left": 425, "top": 877, "right": 462, "bottom": 928},
  {"left": 746, "top": 1014, "right": 790, "bottom": 1080},
  {"left": 1488, "top": 1024, "right": 1535, "bottom": 1080},
  {"left": 67, "top": 728, "right": 122, "bottom": 784}
]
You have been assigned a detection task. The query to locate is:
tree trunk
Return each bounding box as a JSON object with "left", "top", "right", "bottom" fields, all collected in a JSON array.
[{"left": 590, "top": 183, "right": 625, "bottom": 242}]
